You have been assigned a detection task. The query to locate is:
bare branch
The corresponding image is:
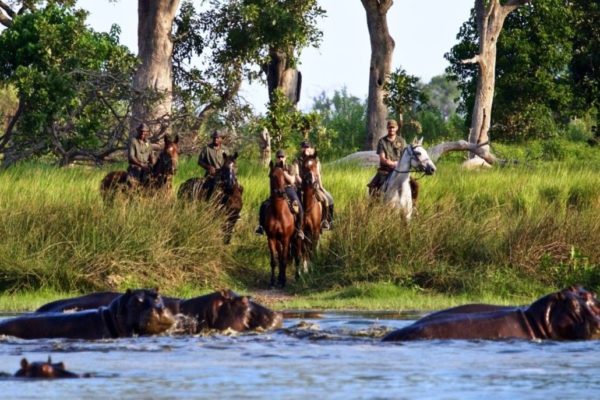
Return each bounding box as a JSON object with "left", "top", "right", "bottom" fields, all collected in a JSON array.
[
  {"left": 460, "top": 55, "right": 481, "bottom": 65},
  {"left": 0, "top": 11, "right": 12, "bottom": 27},
  {"left": 0, "top": 99, "right": 23, "bottom": 151},
  {"left": 428, "top": 140, "right": 497, "bottom": 165},
  {"left": 0, "top": 1, "right": 15, "bottom": 18}
]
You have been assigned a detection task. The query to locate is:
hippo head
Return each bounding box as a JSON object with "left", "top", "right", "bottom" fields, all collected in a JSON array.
[
  {"left": 528, "top": 286, "right": 600, "bottom": 340},
  {"left": 209, "top": 290, "right": 252, "bottom": 332},
  {"left": 247, "top": 301, "right": 283, "bottom": 331},
  {"left": 117, "top": 288, "right": 177, "bottom": 336},
  {"left": 15, "top": 357, "right": 79, "bottom": 379}
]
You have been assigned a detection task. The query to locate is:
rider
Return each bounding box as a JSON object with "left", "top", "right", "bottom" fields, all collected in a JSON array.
[
  {"left": 198, "top": 130, "right": 227, "bottom": 199},
  {"left": 292, "top": 140, "right": 335, "bottom": 230},
  {"left": 255, "top": 149, "right": 305, "bottom": 240},
  {"left": 367, "top": 118, "right": 407, "bottom": 196},
  {"left": 127, "top": 123, "right": 155, "bottom": 188}
]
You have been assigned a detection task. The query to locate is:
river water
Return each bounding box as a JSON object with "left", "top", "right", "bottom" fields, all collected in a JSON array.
[{"left": 1, "top": 311, "right": 598, "bottom": 399}]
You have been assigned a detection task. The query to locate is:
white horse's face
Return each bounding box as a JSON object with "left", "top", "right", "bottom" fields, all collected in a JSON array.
[{"left": 409, "top": 140, "right": 436, "bottom": 175}]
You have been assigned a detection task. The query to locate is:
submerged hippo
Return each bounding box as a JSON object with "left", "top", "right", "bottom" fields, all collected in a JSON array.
[
  {"left": 14, "top": 357, "right": 85, "bottom": 379},
  {"left": 0, "top": 289, "right": 176, "bottom": 340},
  {"left": 383, "top": 286, "right": 600, "bottom": 341},
  {"left": 35, "top": 289, "right": 283, "bottom": 333}
]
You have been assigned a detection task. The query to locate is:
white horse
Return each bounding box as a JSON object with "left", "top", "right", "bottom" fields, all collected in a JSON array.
[{"left": 382, "top": 138, "right": 437, "bottom": 220}]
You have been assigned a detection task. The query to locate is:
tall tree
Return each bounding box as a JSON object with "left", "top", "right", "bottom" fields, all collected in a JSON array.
[
  {"left": 455, "top": 0, "right": 532, "bottom": 163},
  {"left": 131, "top": 0, "right": 180, "bottom": 138},
  {"left": 361, "top": 0, "right": 394, "bottom": 151},
  {"left": 447, "top": 0, "right": 574, "bottom": 142}
]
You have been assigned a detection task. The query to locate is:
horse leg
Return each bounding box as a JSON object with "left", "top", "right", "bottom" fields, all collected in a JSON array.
[
  {"left": 268, "top": 239, "right": 278, "bottom": 288},
  {"left": 279, "top": 239, "right": 290, "bottom": 288}
]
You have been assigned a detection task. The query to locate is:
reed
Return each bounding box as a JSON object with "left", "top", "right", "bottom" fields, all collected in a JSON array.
[{"left": 0, "top": 143, "right": 599, "bottom": 304}]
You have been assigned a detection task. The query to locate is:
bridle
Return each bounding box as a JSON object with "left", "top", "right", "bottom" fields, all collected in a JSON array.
[{"left": 393, "top": 144, "right": 429, "bottom": 175}]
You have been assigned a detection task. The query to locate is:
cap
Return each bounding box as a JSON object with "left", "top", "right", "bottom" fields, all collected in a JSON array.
[
  {"left": 276, "top": 149, "right": 286, "bottom": 157},
  {"left": 211, "top": 130, "right": 224, "bottom": 139},
  {"left": 386, "top": 120, "right": 398, "bottom": 128},
  {"left": 137, "top": 123, "right": 150, "bottom": 132},
  {"left": 301, "top": 140, "right": 312, "bottom": 148}
]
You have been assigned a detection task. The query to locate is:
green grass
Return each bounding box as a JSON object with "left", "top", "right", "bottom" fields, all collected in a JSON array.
[{"left": 1, "top": 142, "right": 599, "bottom": 311}]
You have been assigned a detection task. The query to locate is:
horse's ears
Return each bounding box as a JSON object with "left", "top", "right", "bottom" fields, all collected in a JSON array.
[
  {"left": 233, "top": 151, "right": 238, "bottom": 160},
  {"left": 269, "top": 160, "right": 274, "bottom": 170},
  {"left": 411, "top": 137, "right": 423, "bottom": 146},
  {"left": 173, "top": 134, "right": 179, "bottom": 144},
  {"left": 313, "top": 150, "right": 318, "bottom": 158}
]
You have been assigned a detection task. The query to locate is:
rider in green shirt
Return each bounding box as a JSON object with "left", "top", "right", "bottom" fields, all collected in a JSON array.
[
  {"left": 198, "top": 130, "right": 227, "bottom": 199},
  {"left": 127, "top": 123, "right": 155, "bottom": 187},
  {"left": 367, "top": 119, "right": 407, "bottom": 196}
]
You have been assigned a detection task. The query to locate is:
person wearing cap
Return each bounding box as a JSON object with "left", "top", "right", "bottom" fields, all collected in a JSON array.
[
  {"left": 127, "top": 123, "right": 155, "bottom": 187},
  {"left": 292, "top": 140, "right": 335, "bottom": 230},
  {"left": 367, "top": 118, "right": 407, "bottom": 196},
  {"left": 255, "top": 149, "right": 305, "bottom": 240},
  {"left": 197, "top": 130, "right": 227, "bottom": 199}
]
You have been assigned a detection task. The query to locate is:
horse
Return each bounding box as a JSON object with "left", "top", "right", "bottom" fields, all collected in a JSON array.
[
  {"left": 100, "top": 135, "right": 179, "bottom": 203},
  {"left": 264, "top": 161, "right": 296, "bottom": 288},
  {"left": 295, "top": 153, "right": 322, "bottom": 276},
  {"left": 178, "top": 152, "right": 243, "bottom": 244},
  {"left": 382, "top": 137, "right": 436, "bottom": 220}
]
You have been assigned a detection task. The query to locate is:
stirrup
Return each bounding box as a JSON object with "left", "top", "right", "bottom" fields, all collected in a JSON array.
[
  {"left": 321, "top": 220, "right": 331, "bottom": 231},
  {"left": 255, "top": 226, "right": 265, "bottom": 235},
  {"left": 296, "top": 229, "right": 305, "bottom": 240}
]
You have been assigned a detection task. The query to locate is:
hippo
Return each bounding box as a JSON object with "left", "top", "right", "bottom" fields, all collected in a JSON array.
[
  {"left": 14, "top": 357, "right": 85, "bottom": 378},
  {"left": 383, "top": 286, "right": 600, "bottom": 341},
  {"left": 0, "top": 288, "right": 176, "bottom": 340},
  {"left": 35, "top": 289, "right": 283, "bottom": 333}
]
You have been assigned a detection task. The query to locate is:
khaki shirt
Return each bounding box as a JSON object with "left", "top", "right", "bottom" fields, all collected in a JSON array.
[
  {"left": 376, "top": 135, "right": 406, "bottom": 164},
  {"left": 198, "top": 144, "right": 226, "bottom": 174},
  {"left": 128, "top": 137, "right": 153, "bottom": 167}
]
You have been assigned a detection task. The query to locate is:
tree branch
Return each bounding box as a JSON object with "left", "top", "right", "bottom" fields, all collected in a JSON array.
[
  {"left": 0, "top": 1, "right": 15, "bottom": 18},
  {"left": 460, "top": 55, "right": 481, "bottom": 65},
  {"left": 428, "top": 140, "right": 497, "bottom": 165}
]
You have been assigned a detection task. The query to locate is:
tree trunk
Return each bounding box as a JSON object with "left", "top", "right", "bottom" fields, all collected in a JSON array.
[
  {"left": 132, "top": 0, "right": 180, "bottom": 139},
  {"left": 265, "top": 47, "right": 302, "bottom": 106},
  {"left": 464, "top": 0, "right": 532, "bottom": 160},
  {"left": 361, "top": 0, "right": 394, "bottom": 151}
]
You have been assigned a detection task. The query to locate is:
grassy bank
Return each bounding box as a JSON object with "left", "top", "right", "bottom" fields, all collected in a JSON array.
[{"left": 1, "top": 142, "right": 599, "bottom": 311}]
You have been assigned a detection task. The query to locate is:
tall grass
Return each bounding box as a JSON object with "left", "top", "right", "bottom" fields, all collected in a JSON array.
[{"left": 1, "top": 145, "right": 599, "bottom": 301}]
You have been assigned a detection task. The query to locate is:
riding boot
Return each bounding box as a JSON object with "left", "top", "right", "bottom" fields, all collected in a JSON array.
[
  {"left": 295, "top": 216, "right": 305, "bottom": 240},
  {"left": 255, "top": 200, "right": 268, "bottom": 235},
  {"left": 320, "top": 202, "right": 330, "bottom": 231}
]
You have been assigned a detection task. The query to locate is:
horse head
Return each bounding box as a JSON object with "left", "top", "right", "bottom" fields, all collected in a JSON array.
[
  {"left": 269, "top": 160, "right": 287, "bottom": 197},
  {"left": 408, "top": 137, "right": 436, "bottom": 176},
  {"left": 153, "top": 135, "right": 179, "bottom": 178},
  {"left": 220, "top": 152, "right": 239, "bottom": 193},
  {"left": 301, "top": 153, "right": 319, "bottom": 189}
]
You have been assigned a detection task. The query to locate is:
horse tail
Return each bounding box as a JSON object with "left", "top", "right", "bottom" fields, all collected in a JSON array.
[{"left": 409, "top": 177, "right": 419, "bottom": 204}]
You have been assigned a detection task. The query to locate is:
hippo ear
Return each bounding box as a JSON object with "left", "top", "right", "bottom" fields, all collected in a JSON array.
[
  {"left": 125, "top": 289, "right": 132, "bottom": 295},
  {"left": 21, "top": 358, "right": 29, "bottom": 369},
  {"left": 47, "top": 356, "right": 52, "bottom": 364},
  {"left": 57, "top": 362, "right": 65, "bottom": 370}
]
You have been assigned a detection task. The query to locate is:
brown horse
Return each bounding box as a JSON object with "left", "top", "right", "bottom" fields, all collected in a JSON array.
[
  {"left": 178, "top": 153, "right": 243, "bottom": 244},
  {"left": 100, "top": 135, "right": 179, "bottom": 203},
  {"left": 264, "top": 161, "right": 296, "bottom": 288},
  {"left": 296, "top": 153, "right": 322, "bottom": 276}
]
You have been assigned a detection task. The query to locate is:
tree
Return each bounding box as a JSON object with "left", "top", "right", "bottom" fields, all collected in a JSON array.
[
  {"left": 422, "top": 74, "right": 460, "bottom": 120},
  {"left": 0, "top": 3, "right": 137, "bottom": 166},
  {"left": 445, "top": 0, "right": 534, "bottom": 164},
  {"left": 201, "top": 0, "right": 325, "bottom": 106},
  {"left": 361, "top": 0, "right": 394, "bottom": 151},
  {"left": 131, "top": 0, "right": 180, "bottom": 138},
  {"left": 447, "top": 0, "right": 574, "bottom": 142}
]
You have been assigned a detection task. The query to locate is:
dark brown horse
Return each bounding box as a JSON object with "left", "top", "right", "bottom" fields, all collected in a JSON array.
[
  {"left": 295, "top": 153, "right": 322, "bottom": 276},
  {"left": 100, "top": 135, "right": 179, "bottom": 202},
  {"left": 264, "top": 161, "right": 296, "bottom": 288},
  {"left": 178, "top": 153, "right": 243, "bottom": 244}
]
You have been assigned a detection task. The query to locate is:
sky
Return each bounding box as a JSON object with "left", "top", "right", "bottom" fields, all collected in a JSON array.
[{"left": 78, "top": 0, "right": 474, "bottom": 112}]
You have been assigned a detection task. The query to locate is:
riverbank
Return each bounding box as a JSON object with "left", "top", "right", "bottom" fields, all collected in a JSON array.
[{"left": 0, "top": 141, "right": 599, "bottom": 306}]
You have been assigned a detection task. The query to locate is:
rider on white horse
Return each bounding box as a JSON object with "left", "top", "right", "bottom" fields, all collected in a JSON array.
[{"left": 367, "top": 118, "right": 407, "bottom": 196}]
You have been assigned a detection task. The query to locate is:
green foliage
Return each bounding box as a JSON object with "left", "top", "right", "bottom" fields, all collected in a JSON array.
[
  {"left": 259, "top": 89, "right": 321, "bottom": 153},
  {"left": 384, "top": 67, "right": 428, "bottom": 119},
  {"left": 309, "top": 87, "right": 367, "bottom": 159},
  {"left": 422, "top": 74, "right": 461, "bottom": 120},
  {"left": 0, "top": 3, "right": 136, "bottom": 164},
  {"left": 446, "top": 0, "right": 582, "bottom": 141},
  {"left": 201, "top": 0, "right": 325, "bottom": 80}
]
